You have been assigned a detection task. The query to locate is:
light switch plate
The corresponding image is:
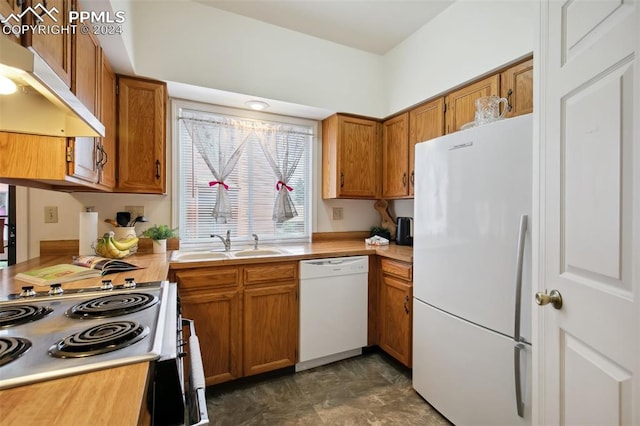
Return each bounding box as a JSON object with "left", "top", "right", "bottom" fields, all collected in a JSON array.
[
  {"left": 44, "top": 206, "right": 58, "bottom": 223},
  {"left": 125, "top": 206, "right": 144, "bottom": 219}
]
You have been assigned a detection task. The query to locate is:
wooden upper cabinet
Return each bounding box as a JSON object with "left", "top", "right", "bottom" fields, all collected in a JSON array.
[
  {"left": 408, "top": 98, "right": 445, "bottom": 196},
  {"left": 0, "top": 0, "right": 22, "bottom": 23},
  {"left": 116, "top": 76, "right": 167, "bottom": 194},
  {"left": 382, "top": 113, "right": 409, "bottom": 199},
  {"left": 68, "top": 8, "right": 101, "bottom": 185},
  {"left": 99, "top": 53, "right": 116, "bottom": 189},
  {"left": 501, "top": 58, "right": 533, "bottom": 119},
  {"left": 23, "top": 0, "right": 72, "bottom": 87},
  {"left": 444, "top": 74, "right": 500, "bottom": 134},
  {"left": 322, "top": 114, "right": 380, "bottom": 199},
  {"left": 72, "top": 14, "right": 100, "bottom": 115}
]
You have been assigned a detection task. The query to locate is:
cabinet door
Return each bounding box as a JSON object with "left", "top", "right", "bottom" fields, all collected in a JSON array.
[
  {"left": 116, "top": 76, "right": 167, "bottom": 194},
  {"left": 445, "top": 75, "right": 500, "bottom": 133},
  {"left": 68, "top": 17, "right": 101, "bottom": 184},
  {"left": 382, "top": 113, "right": 409, "bottom": 199},
  {"left": 338, "top": 116, "right": 379, "bottom": 198},
  {"left": 0, "top": 0, "right": 21, "bottom": 23},
  {"left": 379, "top": 274, "right": 412, "bottom": 367},
  {"left": 99, "top": 53, "right": 116, "bottom": 188},
  {"left": 500, "top": 58, "right": 533, "bottom": 119},
  {"left": 23, "top": 0, "right": 72, "bottom": 87},
  {"left": 408, "top": 98, "right": 445, "bottom": 196},
  {"left": 67, "top": 137, "right": 98, "bottom": 183},
  {"left": 181, "top": 290, "right": 242, "bottom": 386},
  {"left": 243, "top": 283, "right": 298, "bottom": 376}
]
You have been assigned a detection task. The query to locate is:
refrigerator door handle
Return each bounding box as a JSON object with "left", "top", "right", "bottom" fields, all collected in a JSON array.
[
  {"left": 513, "top": 214, "right": 528, "bottom": 342},
  {"left": 514, "top": 342, "right": 526, "bottom": 417}
]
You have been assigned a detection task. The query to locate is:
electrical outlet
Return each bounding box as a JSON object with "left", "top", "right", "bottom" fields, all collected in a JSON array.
[
  {"left": 332, "top": 207, "right": 344, "bottom": 221},
  {"left": 125, "top": 206, "right": 144, "bottom": 219},
  {"left": 44, "top": 206, "right": 58, "bottom": 223}
]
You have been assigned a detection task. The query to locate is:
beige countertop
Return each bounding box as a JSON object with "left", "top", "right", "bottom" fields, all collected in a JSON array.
[{"left": 0, "top": 239, "right": 412, "bottom": 425}]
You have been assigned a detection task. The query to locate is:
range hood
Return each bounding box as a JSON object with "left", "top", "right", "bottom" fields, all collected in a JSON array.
[{"left": 0, "top": 37, "right": 105, "bottom": 138}]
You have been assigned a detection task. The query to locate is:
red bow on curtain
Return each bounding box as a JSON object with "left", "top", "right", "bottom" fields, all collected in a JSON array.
[
  {"left": 276, "top": 181, "right": 293, "bottom": 191},
  {"left": 209, "top": 181, "right": 229, "bottom": 190}
]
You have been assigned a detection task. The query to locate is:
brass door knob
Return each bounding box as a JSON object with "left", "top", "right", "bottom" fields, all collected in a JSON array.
[{"left": 535, "top": 289, "right": 563, "bottom": 310}]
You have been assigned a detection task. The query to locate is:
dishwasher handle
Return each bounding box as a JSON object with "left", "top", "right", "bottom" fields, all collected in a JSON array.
[{"left": 301, "top": 257, "right": 366, "bottom": 267}]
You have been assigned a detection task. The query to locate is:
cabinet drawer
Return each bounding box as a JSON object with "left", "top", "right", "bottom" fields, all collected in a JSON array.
[
  {"left": 243, "top": 262, "right": 297, "bottom": 286},
  {"left": 175, "top": 267, "right": 239, "bottom": 292},
  {"left": 380, "top": 258, "right": 413, "bottom": 281}
]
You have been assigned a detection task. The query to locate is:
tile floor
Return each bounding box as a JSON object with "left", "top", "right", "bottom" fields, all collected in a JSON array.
[{"left": 205, "top": 351, "right": 451, "bottom": 425}]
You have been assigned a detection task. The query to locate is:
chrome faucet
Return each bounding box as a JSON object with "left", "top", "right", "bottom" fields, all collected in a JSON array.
[
  {"left": 252, "top": 233, "right": 259, "bottom": 250},
  {"left": 211, "top": 230, "right": 231, "bottom": 252}
]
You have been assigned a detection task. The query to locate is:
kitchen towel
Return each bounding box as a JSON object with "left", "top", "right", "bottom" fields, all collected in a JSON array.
[{"left": 79, "top": 211, "right": 98, "bottom": 255}]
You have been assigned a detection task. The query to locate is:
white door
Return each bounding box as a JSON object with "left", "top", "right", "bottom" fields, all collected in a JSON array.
[{"left": 536, "top": 1, "right": 639, "bottom": 424}]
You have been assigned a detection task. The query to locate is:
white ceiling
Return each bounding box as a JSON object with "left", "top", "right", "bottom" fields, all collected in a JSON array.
[{"left": 194, "top": 0, "right": 455, "bottom": 54}]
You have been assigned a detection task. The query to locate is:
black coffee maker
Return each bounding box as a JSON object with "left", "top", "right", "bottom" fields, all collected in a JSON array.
[{"left": 395, "top": 217, "right": 413, "bottom": 246}]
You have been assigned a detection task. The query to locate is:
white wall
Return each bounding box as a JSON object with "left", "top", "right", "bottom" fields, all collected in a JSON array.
[
  {"left": 384, "top": 0, "right": 536, "bottom": 114},
  {"left": 123, "top": 0, "right": 386, "bottom": 119}
]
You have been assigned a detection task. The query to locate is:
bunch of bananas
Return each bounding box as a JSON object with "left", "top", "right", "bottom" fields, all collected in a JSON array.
[{"left": 95, "top": 232, "right": 139, "bottom": 259}]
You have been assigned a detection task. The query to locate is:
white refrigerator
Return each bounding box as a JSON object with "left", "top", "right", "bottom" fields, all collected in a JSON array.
[{"left": 412, "top": 114, "right": 532, "bottom": 425}]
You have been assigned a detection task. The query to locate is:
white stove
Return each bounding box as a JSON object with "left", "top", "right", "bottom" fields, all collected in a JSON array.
[{"left": 0, "top": 280, "right": 170, "bottom": 390}]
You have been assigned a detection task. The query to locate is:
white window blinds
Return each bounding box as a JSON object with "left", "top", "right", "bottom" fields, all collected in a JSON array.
[{"left": 175, "top": 102, "right": 313, "bottom": 246}]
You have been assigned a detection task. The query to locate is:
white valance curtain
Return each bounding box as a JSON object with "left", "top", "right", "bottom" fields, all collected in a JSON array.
[
  {"left": 182, "top": 117, "right": 252, "bottom": 223},
  {"left": 181, "top": 115, "right": 310, "bottom": 224}
]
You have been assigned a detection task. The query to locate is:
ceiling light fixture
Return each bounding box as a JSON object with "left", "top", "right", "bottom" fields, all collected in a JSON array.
[
  {"left": 0, "top": 75, "right": 17, "bottom": 95},
  {"left": 245, "top": 100, "right": 270, "bottom": 111}
]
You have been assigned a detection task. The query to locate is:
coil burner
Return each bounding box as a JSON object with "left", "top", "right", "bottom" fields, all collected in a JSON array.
[
  {"left": 0, "top": 337, "right": 32, "bottom": 367},
  {"left": 66, "top": 293, "right": 158, "bottom": 319},
  {"left": 49, "top": 321, "right": 150, "bottom": 358},
  {"left": 0, "top": 305, "right": 53, "bottom": 328}
]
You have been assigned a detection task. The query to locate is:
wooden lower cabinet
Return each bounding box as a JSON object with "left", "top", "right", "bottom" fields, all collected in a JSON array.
[
  {"left": 243, "top": 283, "right": 298, "bottom": 376},
  {"left": 378, "top": 258, "right": 413, "bottom": 367},
  {"left": 181, "top": 289, "right": 241, "bottom": 386},
  {"left": 172, "top": 261, "right": 298, "bottom": 385}
]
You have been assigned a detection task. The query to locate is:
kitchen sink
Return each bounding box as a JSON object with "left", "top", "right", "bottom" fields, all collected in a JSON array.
[
  {"left": 230, "top": 248, "right": 286, "bottom": 258},
  {"left": 170, "top": 251, "right": 230, "bottom": 262}
]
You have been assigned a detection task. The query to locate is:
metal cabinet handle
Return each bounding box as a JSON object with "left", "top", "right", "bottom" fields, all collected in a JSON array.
[
  {"left": 101, "top": 146, "right": 109, "bottom": 168},
  {"left": 155, "top": 160, "right": 161, "bottom": 179},
  {"left": 340, "top": 172, "right": 344, "bottom": 188},
  {"left": 535, "top": 289, "right": 563, "bottom": 309},
  {"left": 95, "top": 145, "right": 104, "bottom": 170},
  {"left": 402, "top": 172, "right": 407, "bottom": 187},
  {"left": 506, "top": 89, "right": 513, "bottom": 112},
  {"left": 410, "top": 171, "right": 415, "bottom": 187},
  {"left": 404, "top": 295, "right": 410, "bottom": 314}
]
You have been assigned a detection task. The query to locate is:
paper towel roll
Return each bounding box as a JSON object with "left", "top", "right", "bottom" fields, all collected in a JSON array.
[{"left": 79, "top": 211, "right": 98, "bottom": 255}]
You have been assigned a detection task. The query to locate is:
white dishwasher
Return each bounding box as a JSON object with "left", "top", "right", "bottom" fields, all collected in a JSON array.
[{"left": 296, "top": 256, "right": 369, "bottom": 372}]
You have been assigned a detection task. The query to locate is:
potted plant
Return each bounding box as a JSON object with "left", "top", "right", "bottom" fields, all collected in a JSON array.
[
  {"left": 141, "top": 224, "right": 178, "bottom": 254},
  {"left": 370, "top": 226, "right": 391, "bottom": 241}
]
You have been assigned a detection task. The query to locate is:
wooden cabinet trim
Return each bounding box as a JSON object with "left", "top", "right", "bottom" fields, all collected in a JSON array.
[
  {"left": 380, "top": 258, "right": 413, "bottom": 281},
  {"left": 175, "top": 267, "right": 240, "bottom": 293},
  {"left": 243, "top": 262, "right": 297, "bottom": 286}
]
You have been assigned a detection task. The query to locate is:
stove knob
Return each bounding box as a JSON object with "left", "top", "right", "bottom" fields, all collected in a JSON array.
[
  {"left": 20, "top": 286, "right": 36, "bottom": 297},
  {"left": 48, "top": 283, "right": 64, "bottom": 296},
  {"left": 123, "top": 277, "right": 136, "bottom": 288},
  {"left": 100, "top": 279, "right": 114, "bottom": 291}
]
